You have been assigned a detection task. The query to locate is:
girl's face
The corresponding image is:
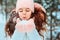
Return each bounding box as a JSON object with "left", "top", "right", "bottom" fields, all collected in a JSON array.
[{"left": 17, "top": 8, "right": 32, "bottom": 20}]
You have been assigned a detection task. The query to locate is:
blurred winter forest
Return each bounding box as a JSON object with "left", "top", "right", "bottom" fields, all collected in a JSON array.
[{"left": 0, "top": 0, "right": 60, "bottom": 40}]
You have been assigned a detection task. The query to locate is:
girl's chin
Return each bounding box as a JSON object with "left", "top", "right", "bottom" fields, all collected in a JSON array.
[
  {"left": 22, "top": 18, "right": 28, "bottom": 20},
  {"left": 20, "top": 18, "right": 30, "bottom": 20},
  {"left": 21, "top": 18, "right": 30, "bottom": 20}
]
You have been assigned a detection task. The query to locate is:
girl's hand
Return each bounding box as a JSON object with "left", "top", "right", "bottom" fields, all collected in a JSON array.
[{"left": 15, "top": 18, "right": 36, "bottom": 33}]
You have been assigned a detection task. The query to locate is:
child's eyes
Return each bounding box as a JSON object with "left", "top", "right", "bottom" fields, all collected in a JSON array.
[
  {"left": 18, "top": 8, "right": 30, "bottom": 12},
  {"left": 19, "top": 10, "right": 23, "bottom": 12},
  {"left": 26, "top": 8, "right": 30, "bottom": 12},
  {"left": 19, "top": 8, "right": 23, "bottom": 12}
]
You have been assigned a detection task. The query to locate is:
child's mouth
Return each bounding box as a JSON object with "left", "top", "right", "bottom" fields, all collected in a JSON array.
[{"left": 23, "top": 17, "right": 26, "bottom": 20}]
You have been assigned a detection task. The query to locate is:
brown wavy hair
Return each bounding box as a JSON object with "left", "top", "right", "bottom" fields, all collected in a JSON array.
[{"left": 5, "top": 6, "right": 47, "bottom": 37}]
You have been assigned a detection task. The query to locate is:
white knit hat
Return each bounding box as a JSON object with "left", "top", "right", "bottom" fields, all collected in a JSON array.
[{"left": 16, "top": 0, "right": 34, "bottom": 13}]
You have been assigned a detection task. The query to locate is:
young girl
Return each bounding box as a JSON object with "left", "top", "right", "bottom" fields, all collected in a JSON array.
[{"left": 5, "top": 0, "right": 47, "bottom": 40}]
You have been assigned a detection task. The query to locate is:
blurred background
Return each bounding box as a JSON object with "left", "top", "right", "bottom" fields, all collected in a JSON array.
[{"left": 0, "top": 0, "right": 60, "bottom": 40}]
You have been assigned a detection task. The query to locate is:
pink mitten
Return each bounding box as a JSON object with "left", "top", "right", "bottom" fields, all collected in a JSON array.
[
  {"left": 15, "top": 18, "right": 36, "bottom": 33},
  {"left": 24, "top": 18, "right": 36, "bottom": 32}
]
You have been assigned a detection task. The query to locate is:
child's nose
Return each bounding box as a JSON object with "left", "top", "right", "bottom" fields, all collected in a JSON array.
[{"left": 23, "top": 11, "right": 26, "bottom": 15}]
